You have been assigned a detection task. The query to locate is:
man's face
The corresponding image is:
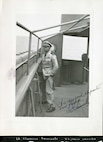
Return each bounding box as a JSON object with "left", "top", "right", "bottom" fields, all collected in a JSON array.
[{"left": 43, "top": 43, "right": 51, "bottom": 52}]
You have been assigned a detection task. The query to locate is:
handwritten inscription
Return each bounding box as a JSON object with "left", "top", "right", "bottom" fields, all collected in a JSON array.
[
  {"left": 56, "top": 85, "right": 101, "bottom": 112},
  {"left": 56, "top": 93, "right": 88, "bottom": 112}
]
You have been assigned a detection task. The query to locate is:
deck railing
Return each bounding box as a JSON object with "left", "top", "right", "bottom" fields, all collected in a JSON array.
[
  {"left": 16, "top": 23, "right": 42, "bottom": 115},
  {"left": 16, "top": 22, "right": 42, "bottom": 74}
]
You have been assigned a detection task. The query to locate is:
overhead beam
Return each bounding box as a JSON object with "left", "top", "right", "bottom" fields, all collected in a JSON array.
[
  {"left": 61, "top": 15, "right": 89, "bottom": 34},
  {"left": 32, "top": 15, "right": 89, "bottom": 33},
  {"left": 40, "top": 15, "right": 89, "bottom": 39},
  {"left": 40, "top": 24, "right": 89, "bottom": 39}
]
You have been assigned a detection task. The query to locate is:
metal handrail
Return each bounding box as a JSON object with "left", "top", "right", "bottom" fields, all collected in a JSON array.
[
  {"left": 16, "top": 58, "right": 42, "bottom": 115},
  {"left": 16, "top": 50, "right": 34, "bottom": 55},
  {"left": 16, "top": 22, "right": 42, "bottom": 41},
  {"left": 16, "top": 22, "right": 42, "bottom": 115},
  {"left": 16, "top": 53, "right": 37, "bottom": 70},
  {"left": 16, "top": 22, "right": 42, "bottom": 75}
]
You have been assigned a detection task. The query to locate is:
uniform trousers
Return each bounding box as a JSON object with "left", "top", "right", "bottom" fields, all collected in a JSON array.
[{"left": 46, "top": 76, "right": 55, "bottom": 107}]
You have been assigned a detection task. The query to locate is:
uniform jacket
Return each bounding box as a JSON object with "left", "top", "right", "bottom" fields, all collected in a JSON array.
[{"left": 42, "top": 52, "right": 58, "bottom": 77}]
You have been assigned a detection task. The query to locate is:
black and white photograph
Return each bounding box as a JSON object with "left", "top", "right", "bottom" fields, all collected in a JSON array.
[
  {"left": 0, "top": 0, "right": 103, "bottom": 136},
  {"left": 16, "top": 14, "right": 90, "bottom": 117}
]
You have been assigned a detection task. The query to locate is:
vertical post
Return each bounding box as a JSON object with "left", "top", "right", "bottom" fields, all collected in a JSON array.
[
  {"left": 86, "top": 35, "right": 89, "bottom": 105},
  {"left": 36, "top": 38, "right": 39, "bottom": 62},
  {"left": 82, "top": 35, "right": 89, "bottom": 83},
  {"left": 40, "top": 40, "right": 43, "bottom": 57},
  {"left": 87, "top": 35, "right": 89, "bottom": 57},
  {"left": 86, "top": 35, "right": 89, "bottom": 82},
  {"left": 27, "top": 33, "right": 32, "bottom": 75},
  {"left": 29, "top": 87, "right": 35, "bottom": 116}
]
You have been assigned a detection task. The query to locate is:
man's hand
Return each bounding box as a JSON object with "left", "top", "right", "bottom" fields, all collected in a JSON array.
[
  {"left": 44, "top": 76, "right": 49, "bottom": 80},
  {"left": 43, "top": 74, "right": 49, "bottom": 80}
]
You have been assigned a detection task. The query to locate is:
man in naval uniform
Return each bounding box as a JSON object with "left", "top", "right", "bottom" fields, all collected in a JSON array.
[{"left": 42, "top": 41, "right": 59, "bottom": 112}]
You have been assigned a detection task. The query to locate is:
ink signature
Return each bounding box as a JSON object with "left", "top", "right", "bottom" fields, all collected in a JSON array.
[
  {"left": 56, "top": 83, "right": 102, "bottom": 112},
  {"left": 56, "top": 93, "right": 88, "bottom": 112}
]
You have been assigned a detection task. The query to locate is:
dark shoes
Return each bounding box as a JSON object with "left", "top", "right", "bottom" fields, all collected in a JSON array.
[{"left": 46, "top": 106, "right": 55, "bottom": 112}]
